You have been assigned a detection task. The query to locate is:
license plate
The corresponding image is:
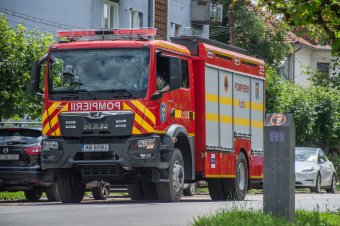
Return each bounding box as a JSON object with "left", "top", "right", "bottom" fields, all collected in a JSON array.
[
  {"left": 81, "top": 144, "right": 109, "bottom": 152},
  {"left": 0, "top": 154, "right": 19, "bottom": 160}
]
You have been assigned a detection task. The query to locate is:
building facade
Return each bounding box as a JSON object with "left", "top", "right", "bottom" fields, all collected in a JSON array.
[
  {"left": 280, "top": 32, "right": 338, "bottom": 86},
  {"left": 0, "top": 0, "right": 210, "bottom": 40}
]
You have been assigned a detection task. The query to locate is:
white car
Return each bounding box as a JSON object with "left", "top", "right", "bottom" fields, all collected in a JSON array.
[{"left": 295, "top": 147, "right": 337, "bottom": 193}]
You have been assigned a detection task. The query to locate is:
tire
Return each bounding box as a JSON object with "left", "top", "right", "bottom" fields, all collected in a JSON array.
[
  {"left": 57, "top": 169, "right": 85, "bottom": 203},
  {"left": 92, "top": 181, "right": 111, "bottom": 200},
  {"left": 183, "top": 183, "right": 196, "bottom": 196},
  {"left": 24, "top": 190, "right": 42, "bottom": 201},
  {"left": 142, "top": 182, "right": 158, "bottom": 200},
  {"left": 326, "top": 174, "right": 336, "bottom": 193},
  {"left": 45, "top": 184, "right": 60, "bottom": 202},
  {"left": 312, "top": 173, "right": 322, "bottom": 193},
  {"left": 157, "top": 148, "right": 184, "bottom": 202},
  {"left": 127, "top": 183, "right": 144, "bottom": 200},
  {"left": 208, "top": 179, "right": 226, "bottom": 200},
  {"left": 224, "top": 152, "right": 248, "bottom": 200}
]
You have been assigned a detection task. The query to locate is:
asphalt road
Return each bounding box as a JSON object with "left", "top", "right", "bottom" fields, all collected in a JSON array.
[{"left": 0, "top": 193, "right": 339, "bottom": 226}]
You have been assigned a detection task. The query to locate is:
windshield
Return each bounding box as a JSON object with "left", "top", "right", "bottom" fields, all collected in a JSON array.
[
  {"left": 48, "top": 48, "right": 150, "bottom": 100},
  {"left": 0, "top": 129, "right": 42, "bottom": 145},
  {"left": 295, "top": 148, "right": 317, "bottom": 162}
]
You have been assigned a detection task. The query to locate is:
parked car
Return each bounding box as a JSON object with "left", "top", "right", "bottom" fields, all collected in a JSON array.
[
  {"left": 295, "top": 147, "right": 337, "bottom": 193},
  {"left": 0, "top": 122, "right": 59, "bottom": 201}
]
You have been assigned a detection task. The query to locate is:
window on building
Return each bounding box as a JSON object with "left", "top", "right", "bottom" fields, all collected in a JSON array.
[
  {"left": 172, "top": 23, "right": 181, "bottom": 37},
  {"left": 131, "top": 11, "right": 143, "bottom": 28},
  {"left": 317, "top": 62, "right": 330, "bottom": 78},
  {"left": 103, "top": 1, "right": 118, "bottom": 29}
]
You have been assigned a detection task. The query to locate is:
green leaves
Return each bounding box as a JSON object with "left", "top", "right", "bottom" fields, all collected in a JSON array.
[
  {"left": 266, "top": 67, "right": 340, "bottom": 150},
  {"left": 210, "top": 1, "right": 291, "bottom": 66},
  {"left": 0, "top": 14, "right": 54, "bottom": 121},
  {"left": 259, "top": 0, "right": 340, "bottom": 55}
]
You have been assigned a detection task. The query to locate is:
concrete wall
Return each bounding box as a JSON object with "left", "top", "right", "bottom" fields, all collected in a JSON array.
[
  {"left": 168, "top": 0, "right": 191, "bottom": 39},
  {"left": 294, "top": 47, "right": 313, "bottom": 86},
  {"left": 0, "top": 0, "right": 208, "bottom": 40},
  {"left": 118, "top": 0, "right": 150, "bottom": 28},
  {"left": 0, "top": 0, "right": 102, "bottom": 34}
]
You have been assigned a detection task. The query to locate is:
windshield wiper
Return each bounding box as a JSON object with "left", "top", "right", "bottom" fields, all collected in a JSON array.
[
  {"left": 111, "top": 89, "right": 134, "bottom": 99},
  {"left": 61, "top": 94, "right": 79, "bottom": 100}
]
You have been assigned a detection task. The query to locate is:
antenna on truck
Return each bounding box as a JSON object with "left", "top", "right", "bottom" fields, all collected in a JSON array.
[{"left": 57, "top": 28, "right": 157, "bottom": 42}]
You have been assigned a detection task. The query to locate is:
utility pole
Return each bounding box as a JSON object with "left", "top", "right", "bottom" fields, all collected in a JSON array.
[{"left": 228, "top": 4, "right": 236, "bottom": 45}]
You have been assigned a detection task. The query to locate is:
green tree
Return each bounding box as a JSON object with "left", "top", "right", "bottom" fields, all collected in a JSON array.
[
  {"left": 259, "top": 0, "right": 340, "bottom": 55},
  {"left": 0, "top": 14, "right": 54, "bottom": 121},
  {"left": 266, "top": 67, "right": 340, "bottom": 152},
  {"left": 210, "top": 0, "right": 291, "bottom": 66}
]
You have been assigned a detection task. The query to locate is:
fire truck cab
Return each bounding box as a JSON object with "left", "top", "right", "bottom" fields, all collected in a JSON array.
[{"left": 30, "top": 29, "right": 265, "bottom": 203}]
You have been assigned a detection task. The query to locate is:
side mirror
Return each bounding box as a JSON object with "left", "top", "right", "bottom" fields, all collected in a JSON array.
[
  {"left": 151, "top": 92, "right": 163, "bottom": 100},
  {"left": 30, "top": 54, "right": 47, "bottom": 96}
]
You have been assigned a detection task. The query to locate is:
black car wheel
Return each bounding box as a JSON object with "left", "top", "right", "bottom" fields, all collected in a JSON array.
[
  {"left": 326, "top": 174, "right": 336, "bottom": 193},
  {"left": 57, "top": 169, "right": 85, "bottom": 203},
  {"left": 183, "top": 183, "right": 196, "bottom": 196},
  {"left": 24, "top": 190, "right": 42, "bottom": 201},
  {"left": 312, "top": 173, "right": 322, "bottom": 193},
  {"left": 92, "top": 181, "right": 111, "bottom": 200},
  {"left": 45, "top": 184, "right": 60, "bottom": 202}
]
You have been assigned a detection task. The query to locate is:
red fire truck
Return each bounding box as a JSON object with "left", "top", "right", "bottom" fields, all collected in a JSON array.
[{"left": 30, "top": 29, "right": 265, "bottom": 203}]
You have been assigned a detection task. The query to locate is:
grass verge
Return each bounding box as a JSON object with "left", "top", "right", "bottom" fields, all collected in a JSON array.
[
  {"left": 193, "top": 208, "right": 340, "bottom": 226},
  {"left": 0, "top": 191, "right": 25, "bottom": 201}
]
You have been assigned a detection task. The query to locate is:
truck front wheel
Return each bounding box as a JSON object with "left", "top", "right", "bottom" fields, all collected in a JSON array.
[
  {"left": 157, "top": 148, "right": 184, "bottom": 202},
  {"left": 57, "top": 169, "right": 85, "bottom": 203}
]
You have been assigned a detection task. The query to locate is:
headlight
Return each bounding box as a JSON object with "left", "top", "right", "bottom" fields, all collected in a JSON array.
[
  {"left": 137, "top": 138, "right": 157, "bottom": 150},
  {"left": 42, "top": 140, "right": 59, "bottom": 151},
  {"left": 302, "top": 166, "right": 315, "bottom": 172}
]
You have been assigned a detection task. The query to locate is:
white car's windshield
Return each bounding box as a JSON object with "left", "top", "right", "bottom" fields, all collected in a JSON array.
[{"left": 295, "top": 149, "right": 317, "bottom": 162}]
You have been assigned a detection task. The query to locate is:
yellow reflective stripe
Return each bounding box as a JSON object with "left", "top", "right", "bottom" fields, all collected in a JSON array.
[
  {"left": 42, "top": 125, "right": 50, "bottom": 134},
  {"left": 54, "top": 128, "right": 61, "bottom": 136},
  {"left": 250, "top": 175, "right": 263, "bottom": 179},
  {"left": 220, "top": 115, "right": 232, "bottom": 124},
  {"left": 155, "top": 130, "right": 166, "bottom": 134},
  {"left": 205, "top": 174, "right": 236, "bottom": 178},
  {"left": 132, "top": 126, "right": 142, "bottom": 134},
  {"left": 123, "top": 103, "right": 154, "bottom": 133},
  {"left": 252, "top": 102, "right": 264, "bottom": 111},
  {"left": 252, "top": 120, "right": 264, "bottom": 128},
  {"left": 123, "top": 102, "right": 131, "bottom": 111},
  {"left": 206, "top": 93, "right": 218, "bottom": 103},
  {"left": 155, "top": 41, "right": 190, "bottom": 54},
  {"left": 42, "top": 111, "right": 48, "bottom": 122},
  {"left": 235, "top": 117, "right": 250, "bottom": 127},
  {"left": 220, "top": 96, "right": 232, "bottom": 105},
  {"left": 234, "top": 99, "right": 250, "bottom": 109},
  {"left": 174, "top": 109, "right": 182, "bottom": 118},
  {"left": 188, "top": 133, "right": 195, "bottom": 137},
  {"left": 131, "top": 100, "right": 156, "bottom": 125},
  {"left": 206, "top": 113, "right": 218, "bottom": 122}
]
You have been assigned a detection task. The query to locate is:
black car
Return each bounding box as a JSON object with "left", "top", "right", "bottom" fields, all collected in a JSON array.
[{"left": 0, "top": 122, "right": 59, "bottom": 201}]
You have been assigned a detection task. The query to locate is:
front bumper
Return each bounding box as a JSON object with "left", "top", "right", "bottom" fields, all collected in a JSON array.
[
  {"left": 295, "top": 171, "right": 316, "bottom": 187},
  {"left": 41, "top": 135, "right": 171, "bottom": 170},
  {"left": 0, "top": 166, "right": 49, "bottom": 190}
]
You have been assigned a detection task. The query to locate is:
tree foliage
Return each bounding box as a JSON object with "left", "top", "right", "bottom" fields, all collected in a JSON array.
[
  {"left": 0, "top": 14, "right": 54, "bottom": 121},
  {"left": 259, "top": 0, "right": 340, "bottom": 55},
  {"left": 210, "top": 0, "right": 291, "bottom": 66},
  {"left": 266, "top": 68, "right": 340, "bottom": 152}
]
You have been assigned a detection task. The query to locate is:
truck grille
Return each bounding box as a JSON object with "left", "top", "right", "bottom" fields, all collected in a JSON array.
[{"left": 79, "top": 165, "right": 122, "bottom": 179}]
